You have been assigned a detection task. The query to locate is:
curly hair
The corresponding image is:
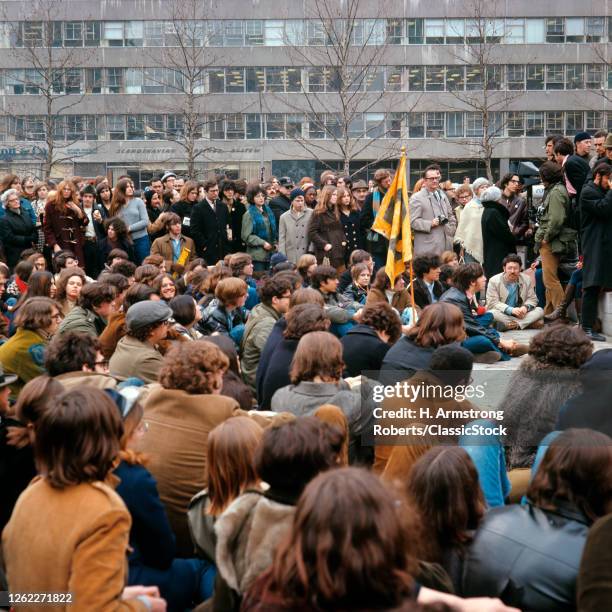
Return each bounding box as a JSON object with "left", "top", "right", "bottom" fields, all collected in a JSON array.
[
  {"left": 360, "top": 303, "right": 402, "bottom": 344},
  {"left": 159, "top": 341, "right": 230, "bottom": 394},
  {"left": 528, "top": 324, "right": 593, "bottom": 368}
]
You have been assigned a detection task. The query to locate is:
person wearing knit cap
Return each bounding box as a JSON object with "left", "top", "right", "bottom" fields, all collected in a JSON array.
[
  {"left": 351, "top": 180, "right": 369, "bottom": 210},
  {"left": 480, "top": 185, "right": 516, "bottom": 280},
  {"left": 278, "top": 187, "right": 313, "bottom": 264}
]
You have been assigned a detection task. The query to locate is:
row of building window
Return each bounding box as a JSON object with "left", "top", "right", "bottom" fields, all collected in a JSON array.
[
  {"left": 2, "top": 111, "right": 611, "bottom": 142},
  {"left": 3, "top": 63, "right": 612, "bottom": 96},
  {"left": 3, "top": 16, "right": 611, "bottom": 48}
]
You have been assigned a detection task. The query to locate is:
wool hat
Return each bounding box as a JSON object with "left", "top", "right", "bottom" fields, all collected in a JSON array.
[
  {"left": 352, "top": 180, "right": 368, "bottom": 190},
  {"left": 471, "top": 177, "right": 490, "bottom": 193},
  {"left": 574, "top": 131, "right": 592, "bottom": 144},
  {"left": 126, "top": 301, "right": 173, "bottom": 333},
  {"left": 289, "top": 188, "right": 305, "bottom": 202},
  {"left": 278, "top": 177, "right": 294, "bottom": 188},
  {"left": 270, "top": 252, "right": 288, "bottom": 268},
  {"left": 480, "top": 185, "right": 502, "bottom": 203},
  {"left": 161, "top": 171, "right": 176, "bottom": 183}
]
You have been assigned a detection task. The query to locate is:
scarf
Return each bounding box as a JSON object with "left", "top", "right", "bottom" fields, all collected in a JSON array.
[
  {"left": 454, "top": 199, "right": 484, "bottom": 263},
  {"left": 248, "top": 204, "right": 277, "bottom": 241}
]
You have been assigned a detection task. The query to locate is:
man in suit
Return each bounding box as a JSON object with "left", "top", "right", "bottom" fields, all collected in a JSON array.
[
  {"left": 268, "top": 176, "right": 293, "bottom": 226},
  {"left": 190, "top": 180, "right": 230, "bottom": 265}
]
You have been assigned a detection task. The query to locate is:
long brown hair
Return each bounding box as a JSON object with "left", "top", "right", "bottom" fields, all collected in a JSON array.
[
  {"left": 407, "top": 446, "right": 485, "bottom": 562},
  {"left": 206, "top": 416, "right": 263, "bottom": 516},
  {"left": 109, "top": 177, "right": 133, "bottom": 216},
  {"left": 313, "top": 185, "right": 339, "bottom": 219},
  {"left": 406, "top": 302, "right": 466, "bottom": 348},
  {"left": 257, "top": 467, "right": 416, "bottom": 609},
  {"left": 336, "top": 186, "right": 358, "bottom": 212},
  {"left": 528, "top": 428, "right": 612, "bottom": 522},
  {"left": 34, "top": 388, "right": 123, "bottom": 489},
  {"left": 313, "top": 404, "right": 349, "bottom": 466},
  {"left": 53, "top": 179, "right": 79, "bottom": 213},
  {"left": 290, "top": 331, "right": 344, "bottom": 384}
]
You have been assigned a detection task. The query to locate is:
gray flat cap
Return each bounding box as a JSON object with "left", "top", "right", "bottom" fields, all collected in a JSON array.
[{"left": 126, "top": 301, "right": 173, "bottom": 333}]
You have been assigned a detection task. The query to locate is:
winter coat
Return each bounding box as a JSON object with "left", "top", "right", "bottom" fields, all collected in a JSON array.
[
  {"left": 255, "top": 317, "right": 286, "bottom": 404},
  {"left": 139, "top": 386, "right": 245, "bottom": 556},
  {"left": 409, "top": 188, "right": 457, "bottom": 256},
  {"left": 54, "top": 371, "right": 118, "bottom": 392},
  {"left": 307, "top": 209, "right": 346, "bottom": 268},
  {"left": 409, "top": 277, "right": 445, "bottom": 310},
  {"left": 150, "top": 233, "right": 195, "bottom": 272},
  {"left": 268, "top": 194, "right": 291, "bottom": 226},
  {"left": 365, "top": 286, "right": 411, "bottom": 313},
  {"left": 360, "top": 190, "right": 389, "bottom": 255},
  {"left": 340, "top": 324, "right": 390, "bottom": 377},
  {"left": 241, "top": 206, "right": 277, "bottom": 263},
  {"left": 379, "top": 336, "right": 437, "bottom": 385},
  {"left": 440, "top": 287, "right": 499, "bottom": 345},
  {"left": 481, "top": 200, "right": 516, "bottom": 280},
  {"left": 0, "top": 207, "right": 37, "bottom": 269},
  {"left": 170, "top": 199, "right": 196, "bottom": 238},
  {"left": 57, "top": 305, "right": 106, "bottom": 337},
  {"left": 485, "top": 272, "right": 539, "bottom": 314},
  {"left": 342, "top": 282, "right": 368, "bottom": 306},
  {"left": 500, "top": 193, "right": 531, "bottom": 243},
  {"left": 198, "top": 299, "right": 246, "bottom": 337},
  {"left": 240, "top": 303, "right": 281, "bottom": 391},
  {"left": 0, "top": 328, "right": 47, "bottom": 398},
  {"left": 578, "top": 513, "right": 612, "bottom": 612},
  {"left": 43, "top": 201, "right": 88, "bottom": 264},
  {"left": 224, "top": 199, "right": 247, "bottom": 253},
  {"left": 259, "top": 338, "right": 298, "bottom": 411},
  {"left": 339, "top": 209, "right": 363, "bottom": 263},
  {"left": 579, "top": 180, "right": 612, "bottom": 289},
  {"left": 278, "top": 208, "right": 312, "bottom": 263},
  {"left": 2, "top": 476, "right": 145, "bottom": 611},
  {"left": 463, "top": 502, "right": 590, "bottom": 612},
  {"left": 454, "top": 199, "right": 484, "bottom": 263},
  {"left": 502, "top": 356, "right": 581, "bottom": 469},
  {"left": 190, "top": 199, "right": 230, "bottom": 265},
  {"left": 534, "top": 182, "right": 577, "bottom": 256},
  {"left": 109, "top": 335, "right": 164, "bottom": 384},
  {"left": 564, "top": 154, "right": 591, "bottom": 202}
]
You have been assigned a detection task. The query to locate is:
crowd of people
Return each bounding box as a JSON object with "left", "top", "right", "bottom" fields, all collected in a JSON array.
[{"left": 0, "top": 128, "right": 611, "bottom": 611}]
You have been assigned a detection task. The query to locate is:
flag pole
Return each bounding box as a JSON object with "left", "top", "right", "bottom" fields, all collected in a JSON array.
[{"left": 400, "top": 145, "right": 417, "bottom": 325}]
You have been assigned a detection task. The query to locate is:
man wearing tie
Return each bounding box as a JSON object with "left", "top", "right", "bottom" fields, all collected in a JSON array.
[{"left": 190, "top": 180, "right": 230, "bottom": 265}]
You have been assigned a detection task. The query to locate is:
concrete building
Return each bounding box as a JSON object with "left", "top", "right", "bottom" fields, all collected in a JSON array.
[{"left": 0, "top": 0, "right": 610, "bottom": 187}]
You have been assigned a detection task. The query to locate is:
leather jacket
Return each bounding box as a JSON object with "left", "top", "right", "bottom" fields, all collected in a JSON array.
[{"left": 462, "top": 502, "right": 590, "bottom": 611}]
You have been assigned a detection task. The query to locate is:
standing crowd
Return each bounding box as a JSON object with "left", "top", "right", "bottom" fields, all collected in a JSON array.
[{"left": 0, "top": 129, "right": 611, "bottom": 612}]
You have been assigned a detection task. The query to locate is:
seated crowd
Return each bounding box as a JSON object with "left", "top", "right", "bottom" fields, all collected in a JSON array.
[{"left": 0, "top": 163, "right": 611, "bottom": 611}]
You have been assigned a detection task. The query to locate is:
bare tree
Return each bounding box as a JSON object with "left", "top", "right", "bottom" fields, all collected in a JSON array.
[
  {"left": 279, "top": 0, "right": 411, "bottom": 177},
  {"left": 1, "top": 0, "right": 96, "bottom": 178},
  {"left": 441, "top": 0, "right": 524, "bottom": 181},
  {"left": 141, "top": 0, "right": 222, "bottom": 179}
]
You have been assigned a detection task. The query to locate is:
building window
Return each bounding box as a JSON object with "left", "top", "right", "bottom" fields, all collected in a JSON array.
[
  {"left": 85, "top": 68, "right": 102, "bottom": 93},
  {"left": 226, "top": 114, "right": 245, "bottom": 139},
  {"left": 167, "top": 115, "right": 183, "bottom": 138},
  {"left": 245, "top": 20, "right": 264, "bottom": 45},
  {"left": 209, "top": 114, "right": 225, "bottom": 139},
  {"left": 106, "top": 68, "right": 123, "bottom": 94},
  {"left": 425, "top": 66, "right": 444, "bottom": 91},
  {"left": 465, "top": 112, "right": 483, "bottom": 137},
  {"left": 525, "top": 111, "right": 544, "bottom": 136},
  {"left": 386, "top": 19, "right": 404, "bottom": 45},
  {"left": 424, "top": 19, "right": 444, "bottom": 44},
  {"left": 386, "top": 66, "right": 403, "bottom": 91},
  {"left": 486, "top": 66, "right": 502, "bottom": 90},
  {"left": 387, "top": 113, "right": 403, "bottom": 138},
  {"left": 526, "top": 64, "right": 544, "bottom": 90},
  {"left": 446, "top": 66, "right": 464, "bottom": 91},
  {"left": 64, "top": 22, "right": 83, "bottom": 47},
  {"left": 507, "top": 65, "right": 525, "bottom": 90},
  {"left": 245, "top": 113, "right": 261, "bottom": 139},
  {"left": 408, "top": 113, "right": 424, "bottom": 138},
  {"left": 525, "top": 19, "right": 545, "bottom": 43},
  {"left": 265, "top": 20, "right": 284, "bottom": 46},
  {"left": 143, "top": 68, "right": 165, "bottom": 94},
  {"left": 286, "top": 114, "right": 304, "bottom": 138},
  {"left": 308, "top": 115, "right": 325, "bottom": 139},
  {"left": 65, "top": 68, "right": 81, "bottom": 94},
  {"left": 125, "top": 21, "right": 143, "bottom": 47},
  {"left": 226, "top": 68, "right": 245, "bottom": 93},
  {"left": 348, "top": 114, "right": 365, "bottom": 138},
  {"left": 504, "top": 19, "right": 524, "bottom": 43},
  {"left": 566, "top": 65, "right": 584, "bottom": 89},
  {"left": 266, "top": 67, "right": 285, "bottom": 92},
  {"left": 364, "top": 67, "right": 384, "bottom": 92},
  {"left": 487, "top": 112, "right": 504, "bottom": 137},
  {"left": 365, "top": 113, "right": 385, "bottom": 138},
  {"left": 84, "top": 22, "right": 101, "bottom": 46},
  {"left": 209, "top": 69, "right": 225, "bottom": 94},
  {"left": 445, "top": 19, "right": 465, "bottom": 44},
  {"left": 585, "top": 17, "right": 605, "bottom": 42},
  {"left": 407, "top": 19, "right": 424, "bottom": 44},
  {"left": 466, "top": 66, "right": 483, "bottom": 91},
  {"left": 565, "top": 111, "right": 583, "bottom": 135},
  {"left": 446, "top": 112, "right": 464, "bottom": 137},
  {"left": 224, "top": 21, "right": 243, "bottom": 46},
  {"left": 425, "top": 112, "right": 444, "bottom": 138},
  {"left": 546, "top": 111, "right": 564, "bottom": 134},
  {"left": 145, "top": 115, "right": 165, "bottom": 139},
  {"left": 127, "top": 115, "right": 145, "bottom": 139},
  {"left": 286, "top": 67, "right": 301, "bottom": 92},
  {"left": 545, "top": 65, "right": 564, "bottom": 90},
  {"left": 408, "top": 66, "right": 424, "bottom": 91},
  {"left": 144, "top": 22, "right": 163, "bottom": 46},
  {"left": 246, "top": 67, "right": 265, "bottom": 92},
  {"left": 507, "top": 112, "right": 525, "bottom": 137},
  {"left": 266, "top": 113, "right": 285, "bottom": 138},
  {"left": 307, "top": 20, "right": 325, "bottom": 46},
  {"left": 586, "top": 111, "right": 603, "bottom": 133},
  {"left": 565, "top": 18, "right": 585, "bottom": 43},
  {"left": 107, "top": 115, "right": 126, "bottom": 140},
  {"left": 585, "top": 64, "right": 603, "bottom": 89},
  {"left": 103, "top": 22, "right": 124, "bottom": 46},
  {"left": 545, "top": 18, "right": 564, "bottom": 43}
]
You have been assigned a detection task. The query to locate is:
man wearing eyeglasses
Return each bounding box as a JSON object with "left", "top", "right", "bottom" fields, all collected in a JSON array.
[{"left": 409, "top": 164, "right": 457, "bottom": 256}]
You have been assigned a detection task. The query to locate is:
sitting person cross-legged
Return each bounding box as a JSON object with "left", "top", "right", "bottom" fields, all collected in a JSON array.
[
  {"left": 485, "top": 254, "right": 544, "bottom": 331},
  {"left": 409, "top": 253, "right": 445, "bottom": 311},
  {"left": 440, "top": 262, "right": 528, "bottom": 363}
]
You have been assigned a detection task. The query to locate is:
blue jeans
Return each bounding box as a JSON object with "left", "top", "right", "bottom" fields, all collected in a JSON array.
[
  {"left": 463, "top": 313, "right": 510, "bottom": 361},
  {"left": 535, "top": 268, "right": 545, "bottom": 308},
  {"left": 129, "top": 558, "right": 215, "bottom": 611},
  {"left": 132, "top": 235, "right": 151, "bottom": 265}
]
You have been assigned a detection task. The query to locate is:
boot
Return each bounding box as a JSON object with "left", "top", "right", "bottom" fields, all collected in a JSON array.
[
  {"left": 473, "top": 351, "right": 502, "bottom": 364},
  {"left": 544, "top": 284, "right": 575, "bottom": 323},
  {"left": 582, "top": 327, "right": 607, "bottom": 342}
]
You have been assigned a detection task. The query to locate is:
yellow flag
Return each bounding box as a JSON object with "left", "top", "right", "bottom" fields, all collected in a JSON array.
[{"left": 371, "top": 148, "right": 412, "bottom": 283}]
